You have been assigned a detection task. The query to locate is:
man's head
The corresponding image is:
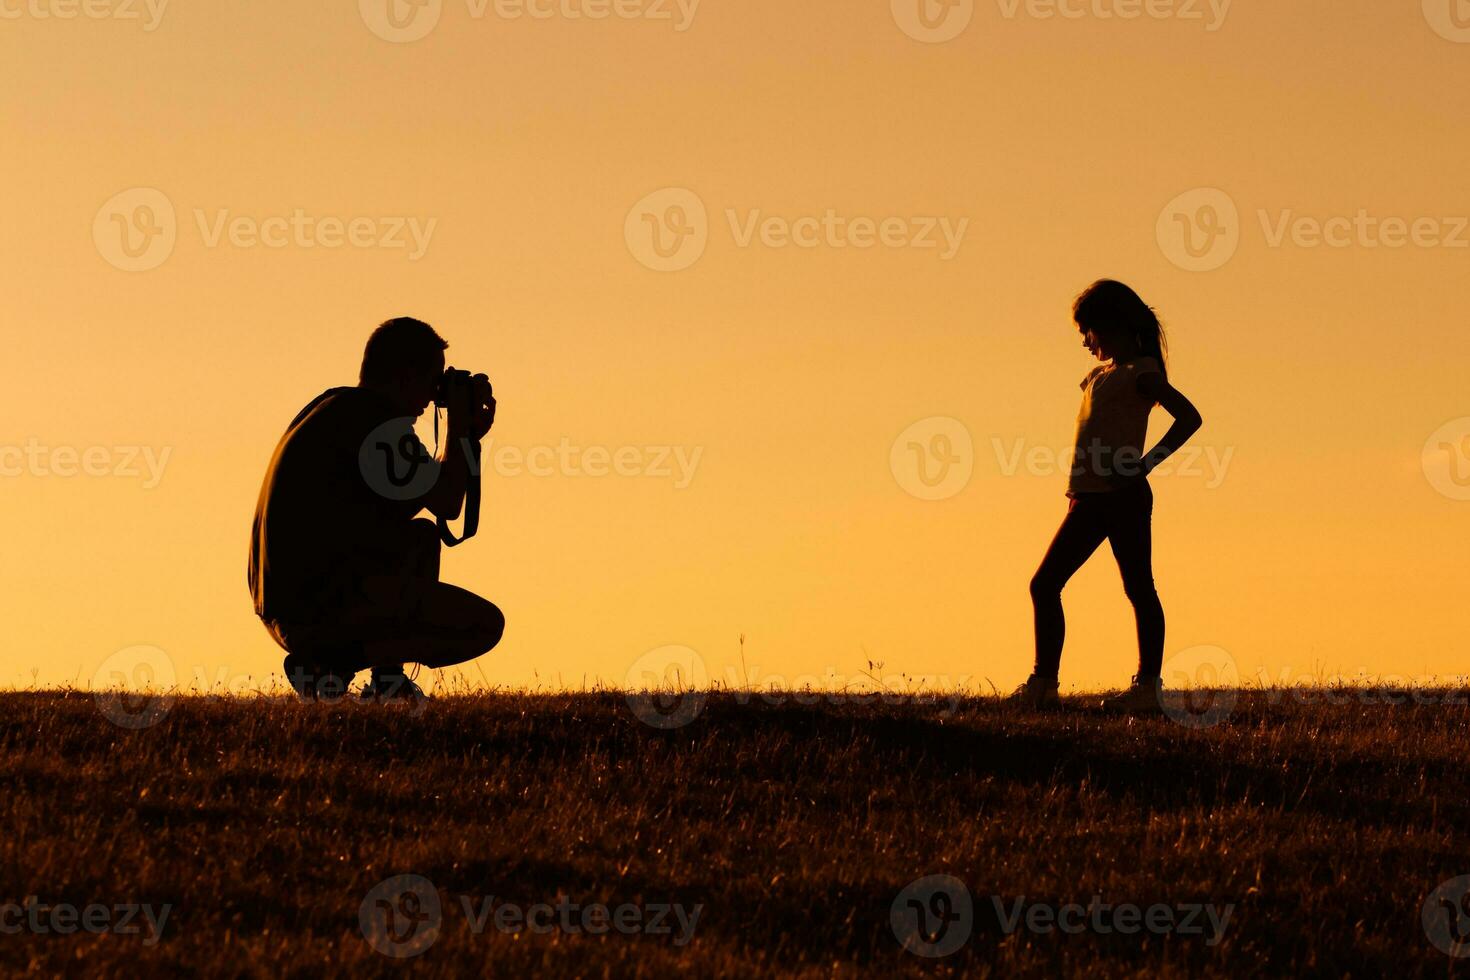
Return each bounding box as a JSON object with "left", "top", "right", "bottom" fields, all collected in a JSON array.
[{"left": 359, "top": 317, "right": 447, "bottom": 417}]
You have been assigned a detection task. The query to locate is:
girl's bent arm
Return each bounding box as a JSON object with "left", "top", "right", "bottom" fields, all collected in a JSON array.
[{"left": 1137, "top": 373, "right": 1203, "bottom": 477}]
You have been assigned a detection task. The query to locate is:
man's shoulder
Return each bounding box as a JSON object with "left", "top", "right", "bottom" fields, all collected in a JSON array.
[
  {"left": 288, "top": 386, "right": 397, "bottom": 434},
  {"left": 310, "top": 385, "right": 391, "bottom": 414}
]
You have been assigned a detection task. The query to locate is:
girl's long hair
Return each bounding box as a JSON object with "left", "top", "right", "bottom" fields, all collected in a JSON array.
[{"left": 1073, "top": 279, "right": 1168, "bottom": 378}]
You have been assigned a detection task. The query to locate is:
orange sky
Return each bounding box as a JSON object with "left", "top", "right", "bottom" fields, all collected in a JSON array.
[{"left": 3, "top": 1, "right": 1468, "bottom": 694}]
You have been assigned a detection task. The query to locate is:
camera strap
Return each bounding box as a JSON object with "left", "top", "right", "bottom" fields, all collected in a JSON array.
[{"left": 433, "top": 412, "right": 481, "bottom": 548}]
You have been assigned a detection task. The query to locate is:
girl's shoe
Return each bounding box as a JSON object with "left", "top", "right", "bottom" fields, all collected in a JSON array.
[
  {"left": 1006, "top": 674, "right": 1061, "bottom": 710},
  {"left": 1101, "top": 675, "right": 1164, "bottom": 714}
]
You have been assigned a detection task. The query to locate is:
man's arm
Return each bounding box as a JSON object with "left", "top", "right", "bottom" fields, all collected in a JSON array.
[
  {"left": 418, "top": 374, "right": 495, "bottom": 521},
  {"left": 420, "top": 419, "right": 472, "bottom": 521}
]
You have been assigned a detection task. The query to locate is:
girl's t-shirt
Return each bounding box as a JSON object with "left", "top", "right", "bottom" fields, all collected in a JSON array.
[{"left": 1067, "top": 357, "right": 1162, "bottom": 496}]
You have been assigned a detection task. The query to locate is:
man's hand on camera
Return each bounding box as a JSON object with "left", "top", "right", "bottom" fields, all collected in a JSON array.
[{"left": 470, "top": 374, "right": 495, "bottom": 440}]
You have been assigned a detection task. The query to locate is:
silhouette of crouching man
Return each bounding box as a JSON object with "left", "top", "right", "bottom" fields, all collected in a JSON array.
[{"left": 248, "top": 317, "right": 504, "bottom": 700}]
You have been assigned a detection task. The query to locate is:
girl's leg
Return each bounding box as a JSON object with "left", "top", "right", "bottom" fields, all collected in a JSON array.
[
  {"left": 1029, "top": 499, "right": 1109, "bottom": 679},
  {"left": 1105, "top": 483, "right": 1165, "bottom": 680}
]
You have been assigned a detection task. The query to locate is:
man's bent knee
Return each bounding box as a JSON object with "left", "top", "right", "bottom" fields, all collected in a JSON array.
[
  {"left": 475, "top": 601, "right": 506, "bottom": 655},
  {"left": 417, "top": 598, "right": 504, "bottom": 670}
]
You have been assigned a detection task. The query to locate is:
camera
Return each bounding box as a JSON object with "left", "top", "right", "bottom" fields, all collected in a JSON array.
[{"left": 433, "top": 366, "right": 491, "bottom": 409}]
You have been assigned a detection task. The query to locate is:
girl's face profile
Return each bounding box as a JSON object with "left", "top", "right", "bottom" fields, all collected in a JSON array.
[
  {"left": 1078, "top": 323, "right": 1108, "bottom": 361},
  {"left": 1078, "top": 319, "right": 1131, "bottom": 362}
]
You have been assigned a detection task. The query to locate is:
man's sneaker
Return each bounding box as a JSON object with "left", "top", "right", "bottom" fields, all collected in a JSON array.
[
  {"left": 1005, "top": 674, "right": 1061, "bottom": 710},
  {"left": 1101, "top": 675, "right": 1164, "bottom": 715},
  {"left": 360, "top": 668, "right": 427, "bottom": 703},
  {"left": 282, "top": 654, "right": 351, "bottom": 702}
]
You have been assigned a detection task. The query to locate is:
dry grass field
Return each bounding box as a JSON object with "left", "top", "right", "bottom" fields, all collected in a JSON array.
[{"left": 2, "top": 685, "right": 1468, "bottom": 976}]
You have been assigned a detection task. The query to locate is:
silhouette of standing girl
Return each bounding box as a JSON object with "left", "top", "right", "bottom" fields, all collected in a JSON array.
[{"left": 1011, "top": 280, "right": 1203, "bottom": 712}]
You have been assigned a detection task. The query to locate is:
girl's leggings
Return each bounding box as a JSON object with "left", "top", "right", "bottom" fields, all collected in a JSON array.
[{"left": 1029, "top": 480, "right": 1164, "bottom": 681}]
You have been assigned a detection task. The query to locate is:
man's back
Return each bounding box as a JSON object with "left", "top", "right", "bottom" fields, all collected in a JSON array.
[{"left": 248, "top": 386, "right": 424, "bottom": 624}]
